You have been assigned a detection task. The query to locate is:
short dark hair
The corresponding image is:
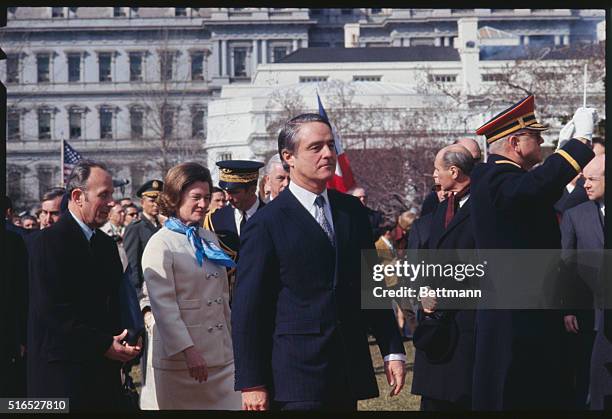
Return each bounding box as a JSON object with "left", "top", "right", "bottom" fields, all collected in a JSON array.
[
  {"left": 123, "top": 203, "right": 139, "bottom": 211},
  {"left": 21, "top": 214, "right": 37, "bottom": 223},
  {"left": 65, "top": 160, "right": 108, "bottom": 200},
  {"left": 212, "top": 186, "right": 224, "bottom": 194},
  {"left": 159, "top": 162, "right": 213, "bottom": 217},
  {"left": 42, "top": 187, "right": 66, "bottom": 203},
  {"left": 277, "top": 113, "right": 333, "bottom": 170},
  {"left": 592, "top": 137, "right": 605, "bottom": 147}
]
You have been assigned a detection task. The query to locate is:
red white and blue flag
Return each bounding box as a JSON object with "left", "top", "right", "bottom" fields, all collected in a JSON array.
[
  {"left": 317, "top": 93, "right": 356, "bottom": 193},
  {"left": 63, "top": 140, "right": 83, "bottom": 184}
]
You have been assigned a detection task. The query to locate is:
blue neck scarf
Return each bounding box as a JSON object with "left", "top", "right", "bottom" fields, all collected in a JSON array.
[{"left": 165, "top": 217, "right": 236, "bottom": 269}]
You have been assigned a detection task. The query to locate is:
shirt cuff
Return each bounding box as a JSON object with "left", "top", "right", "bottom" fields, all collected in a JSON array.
[{"left": 384, "top": 353, "right": 406, "bottom": 363}]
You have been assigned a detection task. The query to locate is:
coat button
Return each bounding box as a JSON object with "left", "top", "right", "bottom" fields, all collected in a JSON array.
[
  {"left": 208, "top": 326, "right": 214, "bottom": 332},
  {"left": 216, "top": 297, "right": 222, "bottom": 304},
  {"left": 217, "top": 323, "right": 223, "bottom": 329},
  {"left": 214, "top": 272, "right": 219, "bottom": 277},
  {"left": 207, "top": 300, "right": 212, "bottom": 306}
]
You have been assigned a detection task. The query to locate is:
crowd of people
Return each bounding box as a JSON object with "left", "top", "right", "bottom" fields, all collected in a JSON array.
[{"left": 1, "top": 94, "right": 608, "bottom": 411}]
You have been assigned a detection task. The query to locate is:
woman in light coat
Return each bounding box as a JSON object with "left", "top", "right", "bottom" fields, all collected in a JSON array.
[{"left": 141, "top": 162, "right": 241, "bottom": 410}]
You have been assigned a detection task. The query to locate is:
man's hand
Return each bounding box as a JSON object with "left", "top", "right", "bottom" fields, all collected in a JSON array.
[
  {"left": 564, "top": 315, "right": 580, "bottom": 334},
  {"left": 104, "top": 329, "right": 141, "bottom": 362},
  {"left": 144, "top": 310, "right": 155, "bottom": 333},
  {"left": 421, "top": 294, "right": 437, "bottom": 314},
  {"left": 384, "top": 360, "right": 406, "bottom": 397},
  {"left": 241, "top": 386, "right": 269, "bottom": 410},
  {"left": 183, "top": 346, "right": 208, "bottom": 383}
]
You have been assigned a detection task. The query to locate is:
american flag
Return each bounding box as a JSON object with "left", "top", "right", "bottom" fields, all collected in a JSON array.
[{"left": 63, "top": 141, "right": 83, "bottom": 184}]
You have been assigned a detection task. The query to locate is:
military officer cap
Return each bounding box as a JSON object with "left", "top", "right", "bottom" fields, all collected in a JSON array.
[
  {"left": 136, "top": 179, "right": 164, "bottom": 198},
  {"left": 216, "top": 160, "right": 264, "bottom": 191},
  {"left": 476, "top": 95, "right": 549, "bottom": 145}
]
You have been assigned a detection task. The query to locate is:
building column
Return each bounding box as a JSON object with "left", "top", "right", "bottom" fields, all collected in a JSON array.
[
  {"left": 563, "top": 35, "right": 570, "bottom": 45},
  {"left": 292, "top": 39, "right": 299, "bottom": 51},
  {"left": 262, "top": 39, "right": 268, "bottom": 63},
  {"left": 221, "top": 40, "right": 227, "bottom": 76},
  {"left": 252, "top": 39, "right": 258, "bottom": 74},
  {"left": 523, "top": 35, "right": 529, "bottom": 45},
  {"left": 301, "top": 38, "right": 308, "bottom": 48},
  {"left": 554, "top": 35, "right": 561, "bottom": 45},
  {"left": 435, "top": 37, "right": 442, "bottom": 47}
]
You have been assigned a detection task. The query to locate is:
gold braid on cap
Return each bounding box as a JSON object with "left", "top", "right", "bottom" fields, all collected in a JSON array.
[
  {"left": 141, "top": 191, "right": 160, "bottom": 198},
  {"left": 219, "top": 169, "right": 259, "bottom": 183}
]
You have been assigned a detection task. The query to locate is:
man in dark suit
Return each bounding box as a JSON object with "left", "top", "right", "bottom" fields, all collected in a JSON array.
[
  {"left": 561, "top": 154, "right": 605, "bottom": 409},
  {"left": 470, "top": 96, "right": 596, "bottom": 410},
  {"left": 350, "top": 186, "right": 383, "bottom": 240},
  {"left": 123, "top": 179, "right": 163, "bottom": 298},
  {"left": 411, "top": 144, "right": 476, "bottom": 411},
  {"left": 232, "top": 113, "right": 406, "bottom": 411},
  {"left": 204, "top": 160, "right": 265, "bottom": 300},
  {"left": 27, "top": 160, "right": 141, "bottom": 410}
]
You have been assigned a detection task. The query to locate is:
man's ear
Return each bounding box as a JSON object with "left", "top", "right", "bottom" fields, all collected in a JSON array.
[
  {"left": 281, "top": 149, "right": 294, "bottom": 169},
  {"left": 450, "top": 165, "right": 459, "bottom": 180},
  {"left": 71, "top": 188, "right": 83, "bottom": 205},
  {"left": 507, "top": 135, "right": 520, "bottom": 151}
]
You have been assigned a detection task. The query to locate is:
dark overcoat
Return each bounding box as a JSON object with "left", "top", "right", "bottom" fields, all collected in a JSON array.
[
  {"left": 123, "top": 216, "right": 160, "bottom": 297},
  {"left": 411, "top": 197, "right": 476, "bottom": 406},
  {"left": 469, "top": 138, "right": 594, "bottom": 410},
  {"left": 231, "top": 188, "right": 405, "bottom": 402},
  {"left": 27, "top": 213, "right": 124, "bottom": 410}
]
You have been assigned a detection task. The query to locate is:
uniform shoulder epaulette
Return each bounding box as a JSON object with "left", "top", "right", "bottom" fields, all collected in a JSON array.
[{"left": 494, "top": 160, "right": 522, "bottom": 169}]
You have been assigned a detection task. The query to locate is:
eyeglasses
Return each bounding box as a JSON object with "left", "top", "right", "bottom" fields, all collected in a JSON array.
[{"left": 127, "top": 212, "right": 139, "bottom": 217}]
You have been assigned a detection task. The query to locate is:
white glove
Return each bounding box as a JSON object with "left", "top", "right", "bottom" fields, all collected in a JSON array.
[
  {"left": 557, "top": 120, "right": 575, "bottom": 151},
  {"left": 572, "top": 107, "right": 598, "bottom": 142}
]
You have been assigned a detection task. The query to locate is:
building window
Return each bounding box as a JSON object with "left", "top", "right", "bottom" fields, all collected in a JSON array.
[
  {"left": 411, "top": 37, "right": 436, "bottom": 46},
  {"left": 67, "top": 53, "right": 81, "bottom": 82},
  {"left": 191, "top": 52, "right": 205, "bottom": 81},
  {"left": 69, "top": 110, "right": 82, "bottom": 139},
  {"left": 7, "top": 170, "right": 23, "bottom": 203},
  {"left": 482, "top": 73, "right": 505, "bottom": 82},
  {"left": 38, "top": 110, "right": 52, "bottom": 140},
  {"left": 160, "top": 51, "right": 174, "bottom": 81},
  {"left": 98, "top": 53, "right": 112, "bottom": 82},
  {"left": 310, "top": 9, "right": 322, "bottom": 15},
  {"left": 51, "top": 7, "right": 64, "bottom": 18},
  {"left": 353, "top": 75, "right": 382, "bottom": 82},
  {"left": 272, "top": 47, "right": 288, "bottom": 63},
  {"left": 129, "top": 52, "right": 143, "bottom": 81},
  {"left": 68, "top": 7, "right": 78, "bottom": 18},
  {"left": 191, "top": 108, "right": 207, "bottom": 138},
  {"left": 371, "top": 8, "right": 382, "bottom": 14},
  {"left": 428, "top": 74, "right": 457, "bottom": 83},
  {"left": 341, "top": 9, "right": 352, "bottom": 15},
  {"left": 130, "top": 107, "right": 144, "bottom": 138},
  {"left": 100, "top": 108, "right": 113, "bottom": 139},
  {"left": 38, "top": 168, "right": 53, "bottom": 200},
  {"left": 299, "top": 76, "right": 328, "bottom": 83},
  {"left": 175, "top": 7, "right": 187, "bottom": 17},
  {"left": 161, "top": 107, "right": 175, "bottom": 138},
  {"left": 6, "top": 54, "right": 19, "bottom": 84},
  {"left": 37, "top": 53, "right": 50, "bottom": 83},
  {"left": 130, "top": 7, "right": 139, "bottom": 17},
  {"left": 218, "top": 152, "right": 232, "bottom": 161},
  {"left": 113, "top": 7, "right": 126, "bottom": 17},
  {"left": 233, "top": 48, "right": 248, "bottom": 77},
  {"left": 8, "top": 111, "right": 20, "bottom": 141}
]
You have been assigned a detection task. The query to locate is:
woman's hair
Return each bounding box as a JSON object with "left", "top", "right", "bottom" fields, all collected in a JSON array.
[{"left": 159, "top": 162, "right": 212, "bottom": 217}]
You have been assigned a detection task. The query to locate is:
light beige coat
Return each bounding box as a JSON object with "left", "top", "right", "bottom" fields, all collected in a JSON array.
[{"left": 141, "top": 227, "right": 240, "bottom": 410}]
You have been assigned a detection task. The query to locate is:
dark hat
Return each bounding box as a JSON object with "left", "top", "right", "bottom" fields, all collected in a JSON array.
[
  {"left": 476, "top": 95, "right": 549, "bottom": 145},
  {"left": 412, "top": 312, "right": 459, "bottom": 363},
  {"left": 136, "top": 179, "right": 163, "bottom": 198},
  {"left": 216, "top": 160, "right": 264, "bottom": 191}
]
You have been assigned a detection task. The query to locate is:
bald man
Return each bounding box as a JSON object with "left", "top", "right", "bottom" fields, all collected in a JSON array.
[
  {"left": 453, "top": 138, "right": 482, "bottom": 162},
  {"left": 560, "top": 154, "right": 605, "bottom": 409}
]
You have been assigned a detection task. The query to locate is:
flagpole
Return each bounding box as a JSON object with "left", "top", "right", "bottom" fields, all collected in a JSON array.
[
  {"left": 583, "top": 64, "right": 588, "bottom": 108},
  {"left": 60, "top": 138, "right": 65, "bottom": 187}
]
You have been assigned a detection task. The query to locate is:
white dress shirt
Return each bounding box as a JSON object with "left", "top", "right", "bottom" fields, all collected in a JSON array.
[
  {"left": 234, "top": 198, "right": 261, "bottom": 236},
  {"left": 288, "top": 182, "right": 405, "bottom": 363},
  {"left": 69, "top": 209, "right": 94, "bottom": 242}
]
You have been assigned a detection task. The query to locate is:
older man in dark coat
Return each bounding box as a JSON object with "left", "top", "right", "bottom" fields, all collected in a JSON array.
[
  {"left": 470, "top": 96, "right": 595, "bottom": 410},
  {"left": 27, "top": 161, "right": 140, "bottom": 410}
]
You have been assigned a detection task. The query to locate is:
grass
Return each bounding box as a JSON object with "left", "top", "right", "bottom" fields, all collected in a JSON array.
[{"left": 130, "top": 337, "right": 420, "bottom": 411}]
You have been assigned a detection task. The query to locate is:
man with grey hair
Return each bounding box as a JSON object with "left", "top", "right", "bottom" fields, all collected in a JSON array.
[
  {"left": 264, "top": 154, "right": 290, "bottom": 201},
  {"left": 27, "top": 160, "right": 141, "bottom": 409},
  {"left": 453, "top": 138, "right": 482, "bottom": 162}
]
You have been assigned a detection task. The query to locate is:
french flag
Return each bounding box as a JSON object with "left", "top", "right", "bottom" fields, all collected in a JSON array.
[{"left": 317, "top": 93, "right": 356, "bottom": 193}]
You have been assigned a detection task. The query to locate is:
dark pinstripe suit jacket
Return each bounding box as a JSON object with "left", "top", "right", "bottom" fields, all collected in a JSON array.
[{"left": 232, "top": 187, "right": 404, "bottom": 402}]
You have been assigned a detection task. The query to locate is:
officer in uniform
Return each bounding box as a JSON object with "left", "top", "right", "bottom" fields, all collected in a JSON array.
[
  {"left": 123, "top": 179, "right": 164, "bottom": 298},
  {"left": 204, "top": 160, "right": 265, "bottom": 301},
  {"left": 469, "top": 95, "right": 596, "bottom": 410}
]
